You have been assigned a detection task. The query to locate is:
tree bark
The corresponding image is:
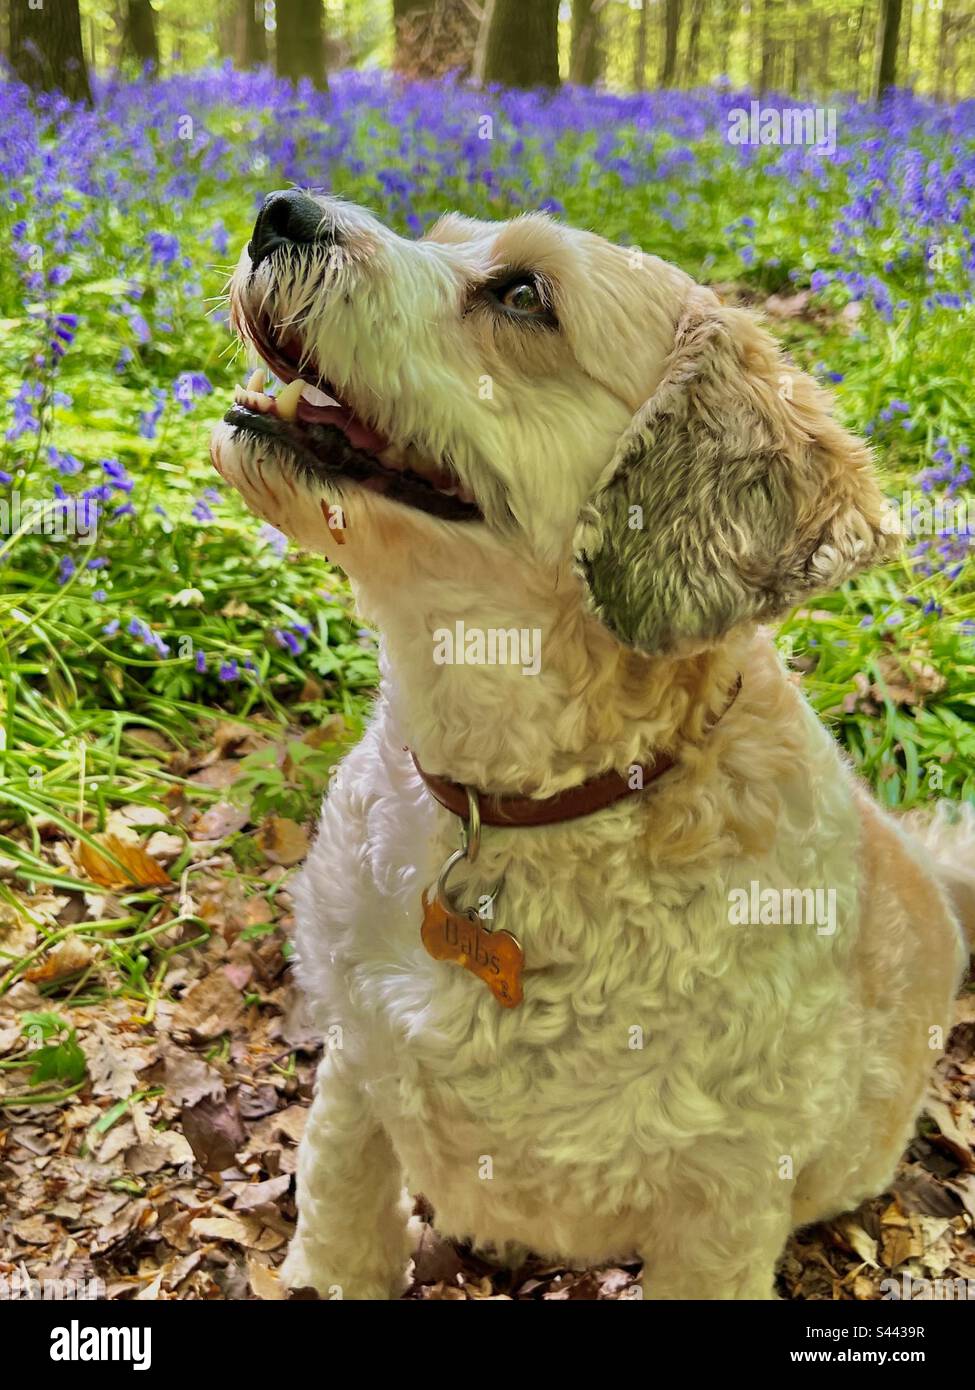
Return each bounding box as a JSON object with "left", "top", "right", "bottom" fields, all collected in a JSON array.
[
  {"left": 393, "top": 0, "right": 422, "bottom": 70},
  {"left": 817, "top": 13, "right": 831, "bottom": 94},
  {"left": 123, "top": 0, "right": 159, "bottom": 67},
  {"left": 237, "top": 0, "right": 268, "bottom": 68},
  {"left": 10, "top": 0, "right": 92, "bottom": 103},
  {"left": 658, "top": 0, "right": 680, "bottom": 86},
  {"left": 935, "top": 1, "right": 952, "bottom": 101},
  {"left": 875, "top": 0, "right": 902, "bottom": 98},
  {"left": 276, "top": 0, "right": 326, "bottom": 87},
  {"left": 483, "top": 0, "right": 560, "bottom": 89},
  {"left": 570, "top": 0, "right": 603, "bottom": 85},
  {"left": 633, "top": 0, "right": 648, "bottom": 90},
  {"left": 393, "top": 0, "right": 479, "bottom": 79},
  {"left": 684, "top": 0, "right": 705, "bottom": 85},
  {"left": 851, "top": 4, "right": 866, "bottom": 97},
  {"left": 718, "top": 0, "right": 737, "bottom": 83},
  {"left": 760, "top": 0, "right": 776, "bottom": 92}
]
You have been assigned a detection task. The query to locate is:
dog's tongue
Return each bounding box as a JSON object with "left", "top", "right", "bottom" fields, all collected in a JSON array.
[{"left": 296, "top": 394, "right": 388, "bottom": 454}]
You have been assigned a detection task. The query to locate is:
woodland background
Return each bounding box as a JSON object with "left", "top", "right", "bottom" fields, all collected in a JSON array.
[
  {"left": 0, "top": 0, "right": 973, "bottom": 1302},
  {"left": 3, "top": 0, "right": 975, "bottom": 100}
]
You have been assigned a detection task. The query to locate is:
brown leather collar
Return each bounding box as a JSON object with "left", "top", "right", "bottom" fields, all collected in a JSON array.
[{"left": 411, "top": 674, "right": 742, "bottom": 830}]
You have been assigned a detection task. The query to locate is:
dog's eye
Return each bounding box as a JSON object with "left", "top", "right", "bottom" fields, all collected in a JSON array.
[
  {"left": 484, "top": 274, "right": 557, "bottom": 328},
  {"left": 500, "top": 280, "right": 544, "bottom": 314}
]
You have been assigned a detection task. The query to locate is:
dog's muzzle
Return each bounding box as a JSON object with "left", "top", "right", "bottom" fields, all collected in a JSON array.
[{"left": 248, "top": 189, "right": 333, "bottom": 268}]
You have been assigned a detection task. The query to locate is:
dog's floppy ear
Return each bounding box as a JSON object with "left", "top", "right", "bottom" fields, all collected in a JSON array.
[{"left": 573, "top": 290, "right": 899, "bottom": 654}]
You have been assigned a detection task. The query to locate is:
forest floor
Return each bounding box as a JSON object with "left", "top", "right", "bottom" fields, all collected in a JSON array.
[{"left": 1, "top": 704, "right": 973, "bottom": 1302}]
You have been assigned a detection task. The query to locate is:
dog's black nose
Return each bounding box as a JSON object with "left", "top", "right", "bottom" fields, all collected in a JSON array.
[{"left": 249, "top": 190, "right": 327, "bottom": 266}]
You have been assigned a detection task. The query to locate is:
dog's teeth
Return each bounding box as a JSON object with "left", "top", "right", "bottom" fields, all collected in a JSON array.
[
  {"left": 234, "top": 386, "right": 275, "bottom": 413},
  {"left": 301, "top": 382, "right": 340, "bottom": 407},
  {"left": 247, "top": 367, "right": 266, "bottom": 393},
  {"left": 276, "top": 377, "right": 305, "bottom": 421}
]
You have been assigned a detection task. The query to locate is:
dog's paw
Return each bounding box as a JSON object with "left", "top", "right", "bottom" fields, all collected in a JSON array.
[{"left": 279, "top": 1245, "right": 407, "bottom": 1301}]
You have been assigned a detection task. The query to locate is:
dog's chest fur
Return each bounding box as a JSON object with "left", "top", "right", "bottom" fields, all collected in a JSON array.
[{"left": 292, "top": 698, "right": 864, "bottom": 1261}]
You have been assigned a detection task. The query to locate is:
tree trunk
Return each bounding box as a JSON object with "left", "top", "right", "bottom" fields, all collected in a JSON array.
[
  {"left": 483, "top": 0, "right": 560, "bottom": 89},
  {"left": 633, "top": 0, "right": 648, "bottom": 89},
  {"left": 760, "top": 0, "right": 776, "bottom": 92},
  {"left": 393, "top": 0, "right": 480, "bottom": 79},
  {"left": 124, "top": 0, "right": 159, "bottom": 67},
  {"left": 851, "top": 5, "right": 866, "bottom": 97},
  {"left": 237, "top": 0, "right": 268, "bottom": 67},
  {"left": 935, "top": 1, "right": 952, "bottom": 102},
  {"left": 658, "top": 0, "right": 680, "bottom": 86},
  {"left": 874, "top": 0, "right": 902, "bottom": 98},
  {"left": 10, "top": 0, "right": 92, "bottom": 103},
  {"left": 684, "top": 0, "right": 705, "bottom": 85},
  {"left": 917, "top": 0, "right": 930, "bottom": 90},
  {"left": 393, "top": 0, "right": 423, "bottom": 70},
  {"left": 718, "top": 0, "right": 737, "bottom": 84},
  {"left": 570, "top": 0, "right": 603, "bottom": 85},
  {"left": 276, "top": 0, "right": 326, "bottom": 87},
  {"left": 749, "top": 0, "right": 762, "bottom": 89},
  {"left": 817, "top": 13, "right": 831, "bottom": 94}
]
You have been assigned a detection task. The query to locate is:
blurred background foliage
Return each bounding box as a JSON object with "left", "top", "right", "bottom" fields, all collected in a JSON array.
[{"left": 2, "top": 1, "right": 974, "bottom": 100}]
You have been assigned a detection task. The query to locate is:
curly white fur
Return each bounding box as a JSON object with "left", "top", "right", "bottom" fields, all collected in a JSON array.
[{"left": 212, "top": 197, "right": 971, "bottom": 1300}]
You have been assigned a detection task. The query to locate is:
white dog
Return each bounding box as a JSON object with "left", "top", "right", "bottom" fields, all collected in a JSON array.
[{"left": 211, "top": 191, "right": 973, "bottom": 1299}]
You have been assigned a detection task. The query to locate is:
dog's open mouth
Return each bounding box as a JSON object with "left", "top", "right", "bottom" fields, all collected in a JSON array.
[{"left": 223, "top": 313, "right": 483, "bottom": 523}]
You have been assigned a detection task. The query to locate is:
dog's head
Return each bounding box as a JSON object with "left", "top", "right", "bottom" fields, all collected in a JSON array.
[{"left": 212, "top": 190, "right": 897, "bottom": 656}]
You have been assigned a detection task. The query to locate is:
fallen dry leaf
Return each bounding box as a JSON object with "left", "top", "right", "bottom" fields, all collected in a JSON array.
[
  {"left": 77, "top": 834, "right": 170, "bottom": 889},
  {"left": 24, "top": 935, "right": 93, "bottom": 983},
  {"left": 156, "top": 1044, "right": 226, "bottom": 1107},
  {"left": 871, "top": 653, "right": 947, "bottom": 707},
  {"left": 411, "top": 1225, "right": 465, "bottom": 1285},
  {"left": 836, "top": 1216, "right": 879, "bottom": 1268},
  {"left": 248, "top": 1257, "right": 286, "bottom": 1300},
  {"left": 84, "top": 1025, "right": 144, "bottom": 1098},
  {"left": 125, "top": 1129, "right": 195, "bottom": 1175},
  {"left": 0, "top": 902, "right": 36, "bottom": 959},
  {"left": 145, "top": 831, "right": 185, "bottom": 863},
  {"left": 924, "top": 1095, "right": 975, "bottom": 1169},
  {"left": 231, "top": 1174, "right": 291, "bottom": 1212},
  {"left": 190, "top": 1214, "right": 278, "bottom": 1249},
  {"left": 193, "top": 800, "right": 249, "bottom": 842},
  {"left": 171, "top": 970, "right": 245, "bottom": 1040},
  {"left": 180, "top": 1093, "right": 246, "bottom": 1171},
  {"left": 258, "top": 817, "right": 309, "bottom": 867}
]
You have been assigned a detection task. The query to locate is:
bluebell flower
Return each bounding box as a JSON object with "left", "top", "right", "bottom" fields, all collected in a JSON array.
[{"left": 173, "top": 371, "right": 213, "bottom": 412}]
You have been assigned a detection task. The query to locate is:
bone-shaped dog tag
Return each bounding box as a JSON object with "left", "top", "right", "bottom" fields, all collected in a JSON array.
[{"left": 421, "top": 889, "right": 524, "bottom": 1008}]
